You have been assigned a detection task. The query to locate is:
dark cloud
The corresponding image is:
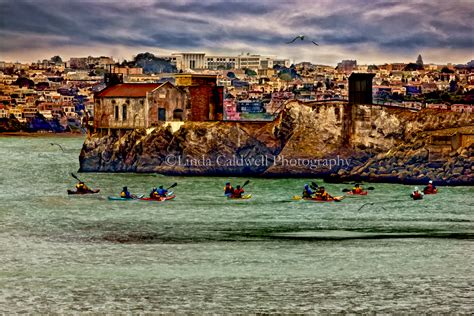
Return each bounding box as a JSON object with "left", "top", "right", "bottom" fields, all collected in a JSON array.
[{"left": 0, "top": 0, "right": 472, "bottom": 62}]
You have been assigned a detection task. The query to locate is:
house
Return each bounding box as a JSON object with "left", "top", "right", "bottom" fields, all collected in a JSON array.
[
  {"left": 147, "top": 82, "right": 188, "bottom": 125},
  {"left": 93, "top": 74, "right": 224, "bottom": 134},
  {"left": 94, "top": 83, "right": 161, "bottom": 131}
]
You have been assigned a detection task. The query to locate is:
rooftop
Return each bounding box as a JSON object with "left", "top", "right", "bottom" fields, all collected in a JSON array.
[{"left": 96, "top": 83, "right": 161, "bottom": 98}]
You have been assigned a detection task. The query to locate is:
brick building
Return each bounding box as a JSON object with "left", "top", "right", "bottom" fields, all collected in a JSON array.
[{"left": 174, "top": 74, "right": 224, "bottom": 121}]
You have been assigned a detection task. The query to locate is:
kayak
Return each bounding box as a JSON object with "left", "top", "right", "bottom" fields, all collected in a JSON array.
[
  {"left": 140, "top": 193, "right": 176, "bottom": 202},
  {"left": 293, "top": 195, "right": 344, "bottom": 202},
  {"left": 423, "top": 189, "right": 438, "bottom": 195},
  {"left": 346, "top": 191, "right": 368, "bottom": 196},
  {"left": 108, "top": 194, "right": 144, "bottom": 201},
  {"left": 228, "top": 194, "right": 252, "bottom": 200},
  {"left": 67, "top": 189, "right": 100, "bottom": 195}
]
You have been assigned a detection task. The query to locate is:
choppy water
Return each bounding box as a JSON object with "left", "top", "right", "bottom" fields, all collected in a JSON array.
[{"left": 0, "top": 136, "right": 473, "bottom": 313}]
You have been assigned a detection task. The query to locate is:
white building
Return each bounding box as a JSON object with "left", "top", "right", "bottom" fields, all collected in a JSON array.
[{"left": 171, "top": 53, "right": 206, "bottom": 71}]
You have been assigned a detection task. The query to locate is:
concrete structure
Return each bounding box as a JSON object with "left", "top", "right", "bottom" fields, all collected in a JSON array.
[
  {"left": 171, "top": 53, "right": 206, "bottom": 70},
  {"left": 205, "top": 56, "right": 238, "bottom": 70}
]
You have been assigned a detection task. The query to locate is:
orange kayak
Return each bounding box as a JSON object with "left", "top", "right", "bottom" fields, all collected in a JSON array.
[{"left": 346, "top": 191, "right": 368, "bottom": 196}]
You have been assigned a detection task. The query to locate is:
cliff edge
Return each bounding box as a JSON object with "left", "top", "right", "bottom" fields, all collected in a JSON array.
[{"left": 80, "top": 102, "right": 474, "bottom": 185}]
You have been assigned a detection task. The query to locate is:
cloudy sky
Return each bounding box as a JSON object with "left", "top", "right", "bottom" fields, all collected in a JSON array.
[{"left": 0, "top": 0, "right": 473, "bottom": 65}]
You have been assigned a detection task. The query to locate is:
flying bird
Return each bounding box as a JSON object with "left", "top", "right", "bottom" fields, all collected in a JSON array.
[
  {"left": 286, "top": 35, "right": 319, "bottom": 45},
  {"left": 50, "top": 142, "right": 65, "bottom": 152}
]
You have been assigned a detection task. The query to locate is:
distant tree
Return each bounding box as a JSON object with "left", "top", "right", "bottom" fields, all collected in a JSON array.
[
  {"left": 404, "top": 63, "right": 423, "bottom": 71},
  {"left": 14, "top": 77, "right": 34, "bottom": 88},
  {"left": 131, "top": 52, "right": 177, "bottom": 74},
  {"left": 416, "top": 54, "right": 424, "bottom": 67},
  {"left": 440, "top": 67, "right": 454, "bottom": 73},
  {"left": 244, "top": 68, "right": 257, "bottom": 77},
  {"left": 50, "top": 55, "right": 62, "bottom": 64},
  {"left": 36, "top": 81, "right": 49, "bottom": 90}
]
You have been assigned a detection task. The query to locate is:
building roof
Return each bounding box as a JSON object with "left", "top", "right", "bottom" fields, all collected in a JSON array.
[{"left": 96, "top": 83, "right": 161, "bottom": 98}]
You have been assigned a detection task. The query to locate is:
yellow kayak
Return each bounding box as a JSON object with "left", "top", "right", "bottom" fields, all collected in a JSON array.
[
  {"left": 293, "top": 195, "right": 344, "bottom": 202},
  {"left": 228, "top": 194, "right": 252, "bottom": 200}
]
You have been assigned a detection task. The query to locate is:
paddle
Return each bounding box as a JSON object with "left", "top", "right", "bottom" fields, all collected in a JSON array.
[
  {"left": 240, "top": 180, "right": 250, "bottom": 189},
  {"left": 310, "top": 181, "right": 319, "bottom": 190},
  {"left": 166, "top": 182, "right": 178, "bottom": 190},
  {"left": 71, "top": 172, "right": 84, "bottom": 183},
  {"left": 71, "top": 172, "right": 93, "bottom": 192}
]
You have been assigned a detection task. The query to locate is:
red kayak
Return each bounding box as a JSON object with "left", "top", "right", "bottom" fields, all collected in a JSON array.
[
  {"left": 423, "top": 188, "right": 438, "bottom": 195},
  {"left": 67, "top": 189, "right": 100, "bottom": 195},
  {"left": 346, "top": 191, "right": 368, "bottom": 196},
  {"left": 140, "top": 194, "right": 176, "bottom": 202}
]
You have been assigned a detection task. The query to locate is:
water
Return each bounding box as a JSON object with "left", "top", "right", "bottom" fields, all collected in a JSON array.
[{"left": 0, "top": 136, "right": 473, "bottom": 313}]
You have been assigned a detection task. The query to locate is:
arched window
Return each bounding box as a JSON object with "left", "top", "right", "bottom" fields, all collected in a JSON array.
[
  {"left": 114, "top": 105, "right": 119, "bottom": 121},
  {"left": 122, "top": 104, "right": 127, "bottom": 120}
]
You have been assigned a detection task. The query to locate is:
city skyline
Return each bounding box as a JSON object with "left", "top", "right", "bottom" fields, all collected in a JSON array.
[{"left": 0, "top": 0, "right": 473, "bottom": 65}]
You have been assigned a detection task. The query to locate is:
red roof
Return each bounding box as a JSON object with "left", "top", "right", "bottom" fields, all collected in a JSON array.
[{"left": 96, "top": 83, "right": 161, "bottom": 98}]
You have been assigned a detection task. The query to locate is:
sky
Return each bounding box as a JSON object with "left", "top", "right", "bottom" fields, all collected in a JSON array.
[{"left": 0, "top": 0, "right": 473, "bottom": 65}]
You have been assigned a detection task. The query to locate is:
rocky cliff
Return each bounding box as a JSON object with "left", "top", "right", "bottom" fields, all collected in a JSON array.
[{"left": 80, "top": 101, "right": 474, "bottom": 185}]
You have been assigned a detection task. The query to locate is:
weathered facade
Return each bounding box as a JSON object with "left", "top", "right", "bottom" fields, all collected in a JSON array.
[
  {"left": 93, "top": 75, "right": 224, "bottom": 135},
  {"left": 94, "top": 83, "right": 160, "bottom": 132},
  {"left": 175, "top": 74, "right": 224, "bottom": 121},
  {"left": 147, "top": 82, "right": 188, "bottom": 125}
]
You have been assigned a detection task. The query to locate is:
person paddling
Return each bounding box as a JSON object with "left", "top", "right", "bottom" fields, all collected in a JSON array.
[
  {"left": 224, "top": 182, "right": 233, "bottom": 197},
  {"left": 302, "top": 184, "right": 314, "bottom": 198},
  {"left": 232, "top": 185, "right": 245, "bottom": 199},
  {"left": 149, "top": 187, "right": 158, "bottom": 198},
  {"left": 157, "top": 185, "right": 168, "bottom": 197},
  {"left": 352, "top": 183, "right": 363, "bottom": 194},
  {"left": 75, "top": 181, "right": 90, "bottom": 193},
  {"left": 423, "top": 180, "right": 437, "bottom": 194},
  {"left": 317, "top": 186, "right": 333, "bottom": 201},
  {"left": 120, "top": 186, "right": 132, "bottom": 199},
  {"left": 411, "top": 187, "right": 424, "bottom": 200}
]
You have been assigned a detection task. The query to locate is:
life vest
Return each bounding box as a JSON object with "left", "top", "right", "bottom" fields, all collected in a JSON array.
[
  {"left": 232, "top": 188, "right": 244, "bottom": 198},
  {"left": 120, "top": 191, "right": 129, "bottom": 198},
  {"left": 353, "top": 187, "right": 362, "bottom": 193},
  {"left": 224, "top": 186, "right": 233, "bottom": 194},
  {"left": 412, "top": 191, "right": 422, "bottom": 199},
  {"left": 321, "top": 192, "right": 330, "bottom": 200}
]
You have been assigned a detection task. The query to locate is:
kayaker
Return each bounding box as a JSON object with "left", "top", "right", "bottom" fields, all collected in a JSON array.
[
  {"left": 232, "top": 185, "right": 244, "bottom": 199},
  {"left": 224, "top": 182, "right": 234, "bottom": 197},
  {"left": 120, "top": 186, "right": 132, "bottom": 199},
  {"left": 75, "top": 181, "right": 89, "bottom": 193},
  {"left": 411, "top": 187, "right": 423, "bottom": 200},
  {"left": 302, "top": 184, "right": 314, "bottom": 198},
  {"left": 423, "top": 180, "right": 437, "bottom": 194},
  {"left": 317, "top": 186, "right": 333, "bottom": 201},
  {"left": 149, "top": 187, "right": 157, "bottom": 198},
  {"left": 352, "top": 184, "right": 363, "bottom": 194},
  {"left": 157, "top": 185, "right": 168, "bottom": 197}
]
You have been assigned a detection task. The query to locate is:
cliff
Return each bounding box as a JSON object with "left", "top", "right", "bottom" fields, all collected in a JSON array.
[{"left": 80, "top": 102, "right": 474, "bottom": 185}]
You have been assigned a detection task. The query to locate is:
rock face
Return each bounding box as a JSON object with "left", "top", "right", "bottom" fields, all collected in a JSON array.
[{"left": 80, "top": 102, "right": 474, "bottom": 185}]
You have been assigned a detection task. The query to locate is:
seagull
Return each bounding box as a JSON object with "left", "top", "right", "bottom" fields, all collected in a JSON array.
[
  {"left": 50, "top": 142, "right": 65, "bottom": 152},
  {"left": 286, "top": 35, "right": 319, "bottom": 45}
]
